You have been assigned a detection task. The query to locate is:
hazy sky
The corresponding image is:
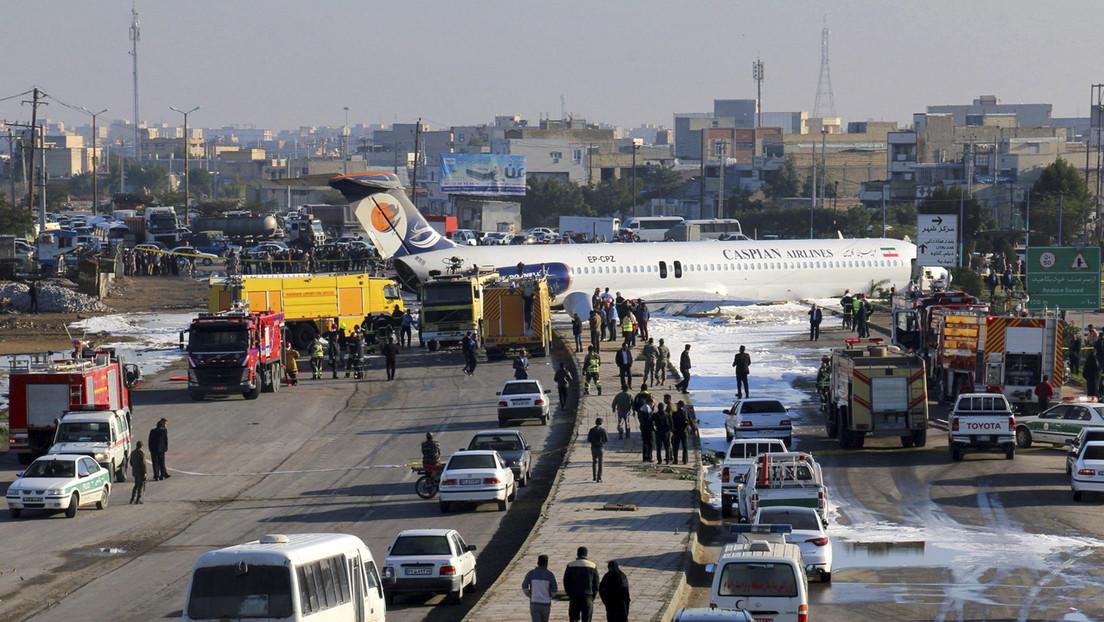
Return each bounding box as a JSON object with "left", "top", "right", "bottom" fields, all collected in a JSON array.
[{"left": 3, "top": 0, "right": 1102, "bottom": 131}]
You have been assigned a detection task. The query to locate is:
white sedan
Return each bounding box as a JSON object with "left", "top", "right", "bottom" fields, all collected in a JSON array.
[
  {"left": 754, "top": 505, "right": 833, "bottom": 582},
  {"left": 496, "top": 379, "right": 552, "bottom": 426},
  {"left": 1071, "top": 441, "right": 1104, "bottom": 502},
  {"left": 724, "top": 398, "right": 793, "bottom": 447},
  {"left": 5, "top": 454, "right": 112, "bottom": 518},
  {"left": 438, "top": 450, "right": 516, "bottom": 513}
]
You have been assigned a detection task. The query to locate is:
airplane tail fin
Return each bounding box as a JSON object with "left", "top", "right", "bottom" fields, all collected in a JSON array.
[{"left": 329, "top": 172, "right": 456, "bottom": 260}]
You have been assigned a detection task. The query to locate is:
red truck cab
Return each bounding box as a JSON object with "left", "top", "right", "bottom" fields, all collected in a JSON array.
[{"left": 183, "top": 308, "right": 285, "bottom": 400}]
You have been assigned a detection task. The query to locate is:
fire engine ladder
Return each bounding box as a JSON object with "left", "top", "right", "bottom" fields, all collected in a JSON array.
[{"left": 1043, "top": 318, "right": 1059, "bottom": 383}]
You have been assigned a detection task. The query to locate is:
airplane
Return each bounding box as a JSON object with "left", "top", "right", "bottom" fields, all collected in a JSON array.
[{"left": 329, "top": 171, "right": 917, "bottom": 317}]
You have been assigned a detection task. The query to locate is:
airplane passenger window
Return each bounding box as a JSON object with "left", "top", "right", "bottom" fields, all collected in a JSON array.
[
  {"left": 673, "top": 261, "right": 682, "bottom": 278},
  {"left": 659, "top": 261, "right": 668, "bottom": 278}
]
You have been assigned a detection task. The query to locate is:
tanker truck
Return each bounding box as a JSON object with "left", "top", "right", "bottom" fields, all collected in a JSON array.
[{"left": 192, "top": 215, "right": 280, "bottom": 241}]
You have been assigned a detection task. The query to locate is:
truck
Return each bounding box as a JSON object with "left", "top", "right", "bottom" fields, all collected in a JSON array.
[
  {"left": 145, "top": 206, "right": 182, "bottom": 247},
  {"left": 890, "top": 290, "right": 986, "bottom": 353},
  {"left": 926, "top": 308, "right": 989, "bottom": 402},
  {"left": 948, "top": 392, "right": 1016, "bottom": 461},
  {"left": 183, "top": 306, "right": 286, "bottom": 400},
  {"left": 419, "top": 271, "right": 499, "bottom": 349},
  {"left": 207, "top": 273, "right": 404, "bottom": 349},
  {"left": 192, "top": 215, "right": 279, "bottom": 240},
  {"left": 558, "top": 216, "right": 621, "bottom": 242},
  {"left": 738, "top": 452, "right": 828, "bottom": 522},
  {"left": 48, "top": 406, "right": 134, "bottom": 482},
  {"left": 6, "top": 349, "right": 137, "bottom": 464},
  {"left": 979, "top": 312, "right": 1067, "bottom": 415},
  {"left": 481, "top": 275, "right": 554, "bottom": 359},
  {"left": 284, "top": 213, "right": 326, "bottom": 249},
  {"left": 824, "top": 337, "right": 929, "bottom": 449},
  {"left": 719, "top": 438, "right": 788, "bottom": 518}
]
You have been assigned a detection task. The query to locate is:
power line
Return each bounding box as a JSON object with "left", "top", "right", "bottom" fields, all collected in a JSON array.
[{"left": 0, "top": 89, "right": 34, "bottom": 104}]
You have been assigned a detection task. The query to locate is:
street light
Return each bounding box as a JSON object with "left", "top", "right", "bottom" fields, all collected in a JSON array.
[
  {"left": 343, "top": 106, "right": 350, "bottom": 174},
  {"left": 79, "top": 107, "right": 108, "bottom": 214},
  {"left": 169, "top": 105, "right": 200, "bottom": 227}
]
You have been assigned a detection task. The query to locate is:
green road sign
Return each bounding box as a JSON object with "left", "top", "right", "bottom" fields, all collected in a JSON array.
[{"left": 1026, "top": 246, "right": 1101, "bottom": 310}]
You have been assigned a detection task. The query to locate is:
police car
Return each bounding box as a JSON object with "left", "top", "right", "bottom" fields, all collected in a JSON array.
[
  {"left": 1015, "top": 397, "right": 1104, "bottom": 449},
  {"left": 5, "top": 454, "right": 112, "bottom": 518}
]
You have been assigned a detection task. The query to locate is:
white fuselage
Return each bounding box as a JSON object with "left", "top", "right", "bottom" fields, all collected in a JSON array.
[{"left": 397, "top": 237, "right": 915, "bottom": 311}]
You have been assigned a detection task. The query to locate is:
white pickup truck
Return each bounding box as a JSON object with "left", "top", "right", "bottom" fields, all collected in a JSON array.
[
  {"left": 720, "top": 438, "right": 788, "bottom": 519},
  {"left": 948, "top": 392, "right": 1016, "bottom": 461},
  {"left": 738, "top": 452, "right": 828, "bottom": 522}
]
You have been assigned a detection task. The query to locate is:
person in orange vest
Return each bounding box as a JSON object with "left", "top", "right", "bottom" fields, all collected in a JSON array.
[{"left": 1034, "top": 375, "right": 1055, "bottom": 412}]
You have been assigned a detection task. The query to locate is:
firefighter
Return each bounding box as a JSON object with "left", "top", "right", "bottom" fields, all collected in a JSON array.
[
  {"left": 286, "top": 344, "right": 301, "bottom": 386},
  {"left": 583, "top": 346, "right": 602, "bottom": 395},
  {"left": 326, "top": 323, "right": 341, "bottom": 379},
  {"left": 816, "top": 356, "right": 832, "bottom": 407},
  {"left": 309, "top": 335, "right": 325, "bottom": 380}
]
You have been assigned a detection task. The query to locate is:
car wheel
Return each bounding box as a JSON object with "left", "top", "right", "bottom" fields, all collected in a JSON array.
[
  {"left": 1016, "top": 427, "right": 1032, "bottom": 449},
  {"left": 541, "top": 414, "right": 548, "bottom": 426},
  {"left": 508, "top": 483, "right": 517, "bottom": 502},
  {"left": 951, "top": 447, "right": 963, "bottom": 461},
  {"left": 468, "top": 570, "right": 478, "bottom": 591},
  {"left": 822, "top": 571, "right": 832, "bottom": 584},
  {"left": 448, "top": 581, "right": 464, "bottom": 604},
  {"left": 498, "top": 419, "right": 507, "bottom": 427},
  {"left": 721, "top": 495, "right": 733, "bottom": 518},
  {"left": 96, "top": 485, "right": 109, "bottom": 510},
  {"left": 519, "top": 471, "right": 528, "bottom": 488},
  {"left": 901, "top": 435, "right": 915, "bottom": 448},
  {"left": 1005, "top": 446, "right": 1015, "bottom": 460},
  {"left": 115, "top": 459, "right": 127, "bottom": 483},
  {"left": 1074, "top": 490, "right": 1084, "bottom": 502},
  {"left": 498, "top": 496, "right": 509, "bottom": 511},
  {"left": 439, "top": 501, "right": 450, "bottom": 514},
  {"left": 10, "top": 508, "right": 21, "bottom": 519},
  {"left": 1066, "top": 461, "right": 1073, "bottom": 476},
  {"left": 384, "top": 592, "right": 395, "bottom": 606},
  {"left": 188, "top": 389, "right": 205, "bottom": 401},
  {"left": 65, "top": 493, "right": 79, "bottom": 518}
]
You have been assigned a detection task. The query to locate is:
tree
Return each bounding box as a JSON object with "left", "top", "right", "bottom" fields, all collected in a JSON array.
[
  {"left": 637, "top": 165, "right": 685, "bottom": 199},
  {"left": 1029, "top": 158, "right": 1092, "bottom": 245},
  {"left": 918, "top": 186, "right": 991, "bottom": 257},
  {"left": 520, "top": 177, "right": 588, "bottom": 227},
  {"left": 0, "top": 195, "right": 34, "bottom": 237},
  {"left": 762, "top": 158, "right": 801, "bottom": 199},
  {"left": 801, "top": 173, "right": 837, "bottom": 199},
  {"left": 583, "top": 178, "right": 632, "bottom": 216}
]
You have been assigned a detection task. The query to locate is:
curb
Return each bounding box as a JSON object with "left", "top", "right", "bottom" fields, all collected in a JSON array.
[{"left": 656, "top": 441, "right": 706, "bottom": 621}]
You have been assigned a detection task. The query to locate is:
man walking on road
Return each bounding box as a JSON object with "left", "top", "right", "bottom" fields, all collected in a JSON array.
[
  {"left": 522, "top": 554, "right": 558, "bottom": 622},
  {"left": 635, "top": 390, "right": 655, "bottom": 462},
  {"left": 589, "top": 310, "right": 602, "bottom": 352},
  {"left": 676, "top": 344, "right": 692, "bottom": 393},
  {"left": 732, "top": 346, "right": 751, "bottom": 398},
  {"left": 563, "top": 546, "right": 600, "bottom": 622},
  {"left": 583, "top": 346, "right": 602, "bottom": 395},
  {"left": 461, "top": 332, "right": 478, "bottom": 375},
  {"left": 672, "top": 401, "right": 695, "bottom": 465},
  {"left": 615, "top": 343, "right": 633, "bottom": 388},
  {"left": 808, "top": 303, "right": 823, "bottom": 341},
  {"left": 598, "top": 560, "right": 631, "bottom": 622},
  {"left": 382, "top": 338, "right": 399, "bottom": 381},
  {"left": 555, "top": 363, "right": 573, "bottom": 409},
  {"left": 149, "top": 418, "right": 169, "bottom": 481},
  {"left": 611, "top": 383, "right": 633, "bottom": 440},
  {"left": 641, "top": 338, "right": 658, "bottom": 386},
  {"left": 400, "top": 310, "right": 415, "bottom": 347},
  {"left": 129, "top": 440, "right": 147, "bottom": 504},
  {"left": 588, "top": 418, "right": 609, "bottom": 482},
  {"left": 654, "top": 402, "right": 673, "bottom": 464},
  {"left": 572, "top": 313, "right": 583, "bottom": 352},
  {"left": 656, "top": 338, "right": 670, "bottom": 387}
]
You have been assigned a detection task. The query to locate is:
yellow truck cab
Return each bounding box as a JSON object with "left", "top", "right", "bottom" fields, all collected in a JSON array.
[
  {"left": 209, "top": 273, "right": 403, "bottom": 348},
  {"left": 482, "top": 275, "right": 554, "bottom": 358},
  {"left": 419, "top": 270, "right": 498, "bottom": 350}
]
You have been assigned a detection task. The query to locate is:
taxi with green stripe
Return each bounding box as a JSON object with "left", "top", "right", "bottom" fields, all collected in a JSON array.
[
  {"left": 5, "top": 454, "right": 112, "bottom": 519},
  {"left": 1015, "top": 397, "right": 1104, "bottom": 449}
]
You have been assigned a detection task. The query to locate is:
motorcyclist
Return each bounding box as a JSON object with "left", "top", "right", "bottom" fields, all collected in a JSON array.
[{"left": 421, "top": 432, "right": 442, "bottom": 473}]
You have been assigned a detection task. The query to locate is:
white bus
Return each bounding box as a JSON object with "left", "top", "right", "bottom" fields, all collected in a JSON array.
[
  {"left": 665, "top": 219, "right": 748, "bottom": 241},
  {"left": 622, "top": 216, "right": 684, "bottom": 242},
  {"left": 183, "top": 533, "right": 386, "bottom": 622}
]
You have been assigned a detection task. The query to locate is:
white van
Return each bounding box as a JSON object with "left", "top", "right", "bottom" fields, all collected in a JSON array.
[
  {"left": 623, "top": 216, "right": 684, "bottom": 242},
  {"left": 48, "top": 408, "right": 132, "bottom": 483},
  {"left": 182, "top": 533, "right": 386, "bottom": 622},
  {"left": 710, "top": 525, "right": 809, "bottom": 621}
]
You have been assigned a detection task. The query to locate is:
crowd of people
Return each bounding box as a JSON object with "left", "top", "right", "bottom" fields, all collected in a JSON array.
[
  {"left": 282, "top": 307, "right": 409, "bottom": 383},
  {"left": 522, "top": 548, "right": 631, "bottom": 622},
  {"left": 120, "top": 247, "right": 193, "bottom": 277},
  {"left": 228, "top": 245, "right": 382, "bottom": 276},
  {"left": 839, "top": 290, "right": 875, "bottom": 338}
]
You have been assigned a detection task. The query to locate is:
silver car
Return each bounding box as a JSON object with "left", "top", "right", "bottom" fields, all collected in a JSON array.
[{"left": 467, "top": 429, "right": 533, "bottom": 487}]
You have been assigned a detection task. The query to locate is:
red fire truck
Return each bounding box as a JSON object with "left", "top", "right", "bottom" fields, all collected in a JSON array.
[
  {"left": 6, "top": 348, "right": 138, "bottom": 464},
  {"left": 182, "top": 306, "right": 285, "bottom": 400}
]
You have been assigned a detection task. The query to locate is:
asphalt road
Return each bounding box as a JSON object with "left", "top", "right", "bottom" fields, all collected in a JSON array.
[
  {"left": 683, "top": 323, "right": 1104, "bottom": 621},
  {"left": 0, "top": 345, "right": 570, "bottom": 622}
]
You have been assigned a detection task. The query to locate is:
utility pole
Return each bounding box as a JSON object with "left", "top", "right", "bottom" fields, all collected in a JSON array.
[
  {"left": 22, "top": 87, "right": 44, "bottom": 210},
  {"left": 130, "top": 0, "right": 142, "bottom": 161},
  {"left": 820, "top": 128, "right": 828, "bottom": 210},
  {"left": 810, "top": 135, "right": 817, "bottom": 238},
  {"left": 716, "top": 142, "right": 726, "bottom": 219},
  {"left": 752, "top": 58, "right": 764, "bottom": 130},
  {"left": 81, "top": 108, "right": 108, "bottom": 214},
  {"left": 342, "top": 106, "right": 350, "bottom": 175},
  {"left": 169, "top": 106, "right": 199, "bottom": 227},
  {"left": 38, "top": 125, "right": 47, "bottom": 234},
  {"left": 881, "top": 186, "right": 887, "bottom": 237},
  {"left": 699, "top": 129, "right": 705, "bottom": 217},
  {"left": 1058, "top": 191, "right": 1065, "bottom": 245},
  {"left": 631, "top": 142, "right": 639, "bottom": 216},
  {"left": 5, "top": 126, "right": 15, "bottom": 209},
  {"left": 411, "top": 118, "right": 422, "bottom": 208}
]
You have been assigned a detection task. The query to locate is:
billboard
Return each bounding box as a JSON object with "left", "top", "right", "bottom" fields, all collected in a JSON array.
[
  {"left": 916, "top": 214, "right": 959, "bottom": 267},
  {"left": 1026, "top": 246, "right": 1101, "bottom": 311},
  {"left": 440, "top": 154, "right": 527, "bottom": 196}
]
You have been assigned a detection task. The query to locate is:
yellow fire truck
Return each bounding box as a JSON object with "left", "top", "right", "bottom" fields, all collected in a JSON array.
[
  {"left": 418, "top": 270, "right": 499, "bottom": 349},
  {"left": 208, "top": 272, "right": 404, "bottom": 348},
  {"left": 482, "top": 275, "right": 554, "bottom": 359},
  {"left": 979, "top": 312, "right": 1067, "bottom": 414},
  {"left": 824, "top": 337, "right": 929, "bottom": 449}
]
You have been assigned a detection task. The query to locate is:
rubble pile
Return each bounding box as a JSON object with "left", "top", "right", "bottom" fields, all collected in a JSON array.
[{"left": 0, "top": 281, "right": 107, "bottom": 313}]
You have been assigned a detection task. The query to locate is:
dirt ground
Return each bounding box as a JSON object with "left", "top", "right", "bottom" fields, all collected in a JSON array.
[{"left": 0, "top": 276, "right": 207, "bottom": 355}]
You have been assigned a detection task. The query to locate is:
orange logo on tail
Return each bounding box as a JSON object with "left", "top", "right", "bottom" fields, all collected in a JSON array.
[{"left": 371, "top": 202, "right": 400, "bottom": 233}]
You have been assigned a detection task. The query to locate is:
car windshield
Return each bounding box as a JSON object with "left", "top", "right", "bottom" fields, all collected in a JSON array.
[
  {"left": 729, "top": 442, "right": 783, "bottom": 459},
  {"left": 447, "top": 454, "right": 497, "bottom": 470},
  {"left": 502, "top": 382, "right": 540, "bottom": 396},
  {"left": 469, "top": 435, "right": 523, "bottom": 452},
  {"left": 390, "top": 535, "right": 451, "bottom": 556},
  {"left": 718, "top": 562, "right": 798, "bottom": 597},
  {"left": 24, "top": 460, "right": 75, "bottom": 478},
  {"left": 186, "top": 565, "right": 292, "bottom": 619},
  {"left": 56, "top": 422, "right": 110, "bottom": 443},
  {"left": 1083, "top": 446, "right": 1104, "bottom": 460},
  {"left": 190, "top": 328, "right": 249, "bottom": 352},
  {"left": 957, "top": 396, "right": 1009, "bottom": 412},
  {"left": 758, "top": 509, "right": 820, "bottom": 530},
  {"left": 741, "top": 401, "right": 785, "bottom": 414}
]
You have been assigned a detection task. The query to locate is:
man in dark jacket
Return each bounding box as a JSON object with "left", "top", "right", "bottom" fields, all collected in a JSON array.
[
  {"left": 148, "top": 418, "right": 169, "bottom": 481},
  {"left": 598, "top": 560, "right": 631, "bottom": 622},
  {"left": 732, "top": 345, "right": 751, "bottom": 398},
  {"left": 654, "top": 403, "right": 673, "bottom": 464},
  {"left": 572, "top": 313, "right": 583, "bottom": 352},
  {"left": 587, "top": 418, "right": 609, "bottom": 482},
  {"left": 808, "top": 303, "right": 823, "bottom": 341},
  {"left": 615, "top": 344, "right": 633, "bottom": 388},
  {"left": 325, "top": 324, "right": 341, "bottom": 379},
  {"left": 129, "top": 440, "right": 147, "bottom": 504},
  {"left": 382, "top": 338, "right": 399, "bottom": 381},
  {"left": 554, "top": 363, "right": 573, "bottom": 409},
  {"left": 676, "top": 344, "right": 692, "bottom": 392},
  {"left": 563, "top": 546, "right": 600, "bottom": 622},
  {"left": 671, "top": 402, "right": 695, "bottom": 465}
]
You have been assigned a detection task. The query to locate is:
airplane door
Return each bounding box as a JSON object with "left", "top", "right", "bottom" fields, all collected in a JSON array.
[{"left": 350, "top": 556, "right": 365, "bottom": 622}]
